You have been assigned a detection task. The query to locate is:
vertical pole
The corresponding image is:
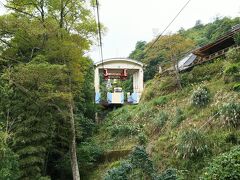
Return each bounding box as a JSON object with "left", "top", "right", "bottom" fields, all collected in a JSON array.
[
  {"left": 138, "top": 68, "right": 144, "bottom": 94},
  {"left": 133, "top": 72, "right": 137, "bottom": 93},
  {"left": 94, "top": 68, "right": 100, "bottom": 93}
]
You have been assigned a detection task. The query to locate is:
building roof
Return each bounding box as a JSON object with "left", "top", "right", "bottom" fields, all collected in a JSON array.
[{"left": 178, "top": 53, "right": 197, "bottom": 71}]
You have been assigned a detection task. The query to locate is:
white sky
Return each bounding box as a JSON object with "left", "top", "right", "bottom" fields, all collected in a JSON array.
[{"left": 1, "top": 0, "right": 240, "bottom": 62}]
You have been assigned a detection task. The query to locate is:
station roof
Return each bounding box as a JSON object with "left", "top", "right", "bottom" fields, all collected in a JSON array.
[{"left": 94, "top": 58, "right": 143, "bottom": 68}]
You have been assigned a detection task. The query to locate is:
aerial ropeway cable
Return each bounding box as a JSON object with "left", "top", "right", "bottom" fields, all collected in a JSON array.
[
  {"left": 95, "top": 0, "right": 104, "bottom": 68},
  {"left": 145, "top": 0, "right": 193, "bottom": 53}
]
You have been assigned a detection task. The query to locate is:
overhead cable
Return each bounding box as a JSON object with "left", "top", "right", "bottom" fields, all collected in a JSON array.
[
  {"left": 95, "top": 0, "right": 104, "bottom": 68},
  {"left": 145, "top": 0, "right": 192, "bottom": 53}
]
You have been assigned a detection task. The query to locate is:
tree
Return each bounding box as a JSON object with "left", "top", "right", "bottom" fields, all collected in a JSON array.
[
  {"left": 0, "top": 0, "right": 98, "bottom": 179},
  {"left": 194, "top": 20, "right": 203, "bottom": 29},
  {"left": 129, "top": 41, "right": 146, "bottom": 61},
  {"left": 144, "top": 34, "right": 195, "bottom": 87},
  {"left": 161, "top": 34, "right": 195, "bottom": 89},
  {"left": 0, "top": 132, "right": 20, "bottom": 180}
]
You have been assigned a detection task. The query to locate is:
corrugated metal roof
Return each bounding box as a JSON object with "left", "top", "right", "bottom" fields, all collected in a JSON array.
[{"left": 178, "top": 53, "right": 197, "bottom": 71}]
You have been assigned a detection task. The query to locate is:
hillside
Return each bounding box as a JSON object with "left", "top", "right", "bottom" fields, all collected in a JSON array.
[{"left": 87, "top": 50, "right": 240, "bottom": 179}]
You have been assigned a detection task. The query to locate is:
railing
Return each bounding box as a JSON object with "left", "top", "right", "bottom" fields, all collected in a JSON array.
[
  {"left": 190, "top": 44, "right": 240, "bottom": 67},
  {"left": 162, "top": 44, "right": 240, "bottom": 74}
]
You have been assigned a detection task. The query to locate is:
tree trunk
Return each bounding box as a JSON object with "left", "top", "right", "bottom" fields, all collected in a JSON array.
[
  {"left": 60, "top": 0, "right": 64, "bottom": 28},
  {"left": 174, "top": 65, "right": 182, "bottom": 89},
  {"left": 172, "top": 56, "right": 182, "bottom": 89},
  {"left": 69, "top": 101, "right": 80, "bottom": 180}
]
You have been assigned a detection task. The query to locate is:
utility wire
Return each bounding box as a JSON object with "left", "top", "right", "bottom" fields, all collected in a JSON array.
[
  {"left": 95, "top": 0, "right": 104, "bottom": 68},
  {"left": 145, "top": 0, "right": 192, "bottom": 53}
]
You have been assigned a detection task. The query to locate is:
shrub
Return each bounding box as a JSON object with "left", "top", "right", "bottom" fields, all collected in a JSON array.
[
  {"left": 181, "top": 72, "right": 194, "bottom": 87},
  {"left": 130, "top": 146, "right": 155, "bottom": 177},
  {"left": 191, "top": 86, "right": 210, "bottom": 107},
  {"left": 176, "top": 129, "right": 210, "bottom": 160},
  {"left": 159, "top": 76, "right": 178, "bottom": 93},
  {"left": 159, "top": 168, "right": 177, "bottom": 180},
  {"left": 234, "top": 32, "right": 240, "bottom": 45},
  {"left": 138, "top": 132, "right": 147, "bottom": 145},
  {"left": 201, "top": 146, "right": 240, "bottom": 179},
  {"left": 233, "top": 83, "right": 240, "bottom": 92},
  {"left": 182, "top": 60, "right": 224, "bottom": 85},
  {"left": 171, "top": 108, "right": 186, "bottom": 128},
  {"left": 153, "top": 111, "right": 169, "bottom": 129},
  {"left": 109, "top": 124, "right": 138, "bottom": 137},
  {"left": 105, "top": 146, "right": 180, "bottom": 179},
  {"left": 219, "top": 102, "right": 240, "bottom": 128},
  {"left": 223, "top": 63, "right": 240, "bottom": 83},
  {"left": 137, "top": 103, "right": 158, "bottom": 120},
  {"left": 152, "top": 96, "right": 168, "bottom": 106},
  {"left": 77, "top": 142, "right": 103, "bottom": 174},
  {"left": 104, "top": 161, "right": 132, "bottom": 180},
  {"left": 225, "top": 133, "right": 239, "bottom": 144},
  {"left": 226, "top": 47, "right": 240, "bottom": 63},
  {"left": 143, "top": 88, "right": 155, "bottom": 101},
  {"left": 0, "top": 133, "right": 20, "bottom": 180},
  {"left": 224, "top": 64, "right": 239, "bottom": 75}
]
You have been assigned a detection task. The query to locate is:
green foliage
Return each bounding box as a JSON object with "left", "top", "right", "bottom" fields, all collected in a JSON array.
[
  {"left": 1, "top": 60, "right": 73, "bottom": 179},
  {"left": 130, "top": 146, "right": 156, "bottom": 177},
  {"left": 153, "top": 111, "right": 169, "bottom": 130},
  {"left": 129, "top": 41, "right": 146, "bottom": 61},
  {"left": 138, "top": 132, "right": 148, "bottom": 145},
  {"left": 104, "top": 146, "right": 178, "bottom": 180},
  {"left": 171, "top": 108, "right": 186, "bottom": 128},
  {"left": 159, "top": 76, "right": 178, "bottom": 93},
  {"left": 137, "top": 103, "right": 157, "bottom": 120},
  {"left": 77, "top": 115, "right": 95, "bottom": 141},
  {"left": 205, "top": 17, "right": 240, "bottom": 42},
  {"left": 234, "top": 32, "right": 240, "bottom": 45},
  {"left": 144, "top": 57, "right": 164, "bottom": 81},
  {"left": 0, "top": 0, "right": 97, "bottom": 179},
  {"left": 0, "top": 132, "right": 20, "bottom": 180},
  {"left": 142, "top": 76, "right": 178, "bottom": 101},
  {"left": 104, "top": 161, "right": 132, "bottom": 180},
  {"left": 219, "top": 102, "right": 240, "bottom": 128},
  {"left": 223, "top": 63, "right": 240, "bottom": 84},
  {"left": 109, "top": 124, "right": 139, "bottom": 138},
  {"left": 233, "top": 83, "right": 240, "bottom": 92},
  {"left": 104, "top": 146, "right": 155, "bottom": 179},
  {"left": 122, "top": 77, "right": 133, "bottom": 93},
  {"left": 159, "top": 168, "right": 177, "bottom": 180},
  {"left": 142, "top": 87, "right": 155, "bottom": 101},
  {"left": 77, "top": 142, "right": 103, "bottom": 177},
  {"left": 176, "top": 129, "right": 210, "bottom": 160},
  {"left": 191, "top": 86, "right": 211, "bottom": 107},
  {"left": 107, "top": 107, "right": 132, "bottom": 123},
  {"left": 152, "top": 96, "right": 168, "bottom": 106},
  {"left": 201, "top": 146, "right": 240, "bottom": 179},
  {"left": 181, "top": 17, "right": 240, "bottom": 46},
  {"left": 225, "top": 133, "right": 239, "bottom": 145},
  {"left": 226, "top": 48, "right": 240, "bottom": 63},
  {"left": 181, "top": 60, "right": 224, "bottom": 86},
  {"left": 224, "top": 64, "right": 239, "bottom": 75}
]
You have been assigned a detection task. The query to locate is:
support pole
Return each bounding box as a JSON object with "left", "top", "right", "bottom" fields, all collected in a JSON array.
[{"left": 94, "top": 68, "right": 100, "bottom": 93}]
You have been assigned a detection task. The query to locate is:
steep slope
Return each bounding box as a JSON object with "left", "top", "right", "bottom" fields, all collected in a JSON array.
[{"left": 89, "top": 53, "right": 240, "bottom": 179}]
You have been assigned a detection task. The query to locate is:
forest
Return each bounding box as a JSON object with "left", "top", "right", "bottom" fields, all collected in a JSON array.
[
  {"left": 0, "top": 0, "right": 97, "bottom": 179},
  {"left": 0, "top": 0, "right": 240, "bottom": 179}
]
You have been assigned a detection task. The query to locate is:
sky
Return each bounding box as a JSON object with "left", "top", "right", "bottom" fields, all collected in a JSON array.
[{"left": 1, "top": 0, "right": 240, "bottom": 62}]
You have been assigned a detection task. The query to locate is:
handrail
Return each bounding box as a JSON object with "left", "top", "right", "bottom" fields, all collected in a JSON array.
[{"left": 190, "top": 44, "right": 240, "bottom": 68}]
